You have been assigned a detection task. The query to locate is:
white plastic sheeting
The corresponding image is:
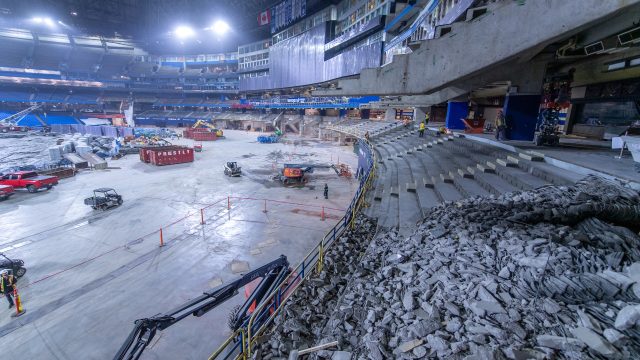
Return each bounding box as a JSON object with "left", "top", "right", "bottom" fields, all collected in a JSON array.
[{"left": 240, "top": 23, "right": 383, "bottom": 91}]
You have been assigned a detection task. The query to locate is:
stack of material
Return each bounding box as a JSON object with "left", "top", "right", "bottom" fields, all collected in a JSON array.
[
  {"left": 48, "top": 146, "right": 63, "bottom": 161},
  {"left": 256, "top": 176, "right": 640, "bottom": 359}
]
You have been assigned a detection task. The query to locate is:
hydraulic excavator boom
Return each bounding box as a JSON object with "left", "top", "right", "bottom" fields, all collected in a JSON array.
[{"left": 114, "top": 255, "right": 289, "bottom": 360}]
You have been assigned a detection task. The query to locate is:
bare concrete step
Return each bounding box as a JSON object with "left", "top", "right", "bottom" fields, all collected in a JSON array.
[
  {"left": 473, "top": 171, "right": 520, "bottom": 196},
  {"left": 390, "top": 186, "right": 399, "bottom": 197},
  {"left": 434, "top": 182, "right": 463, "bottom": 202},
  {"left": 374, "top": 187, "right": 383, "bottom": 201},
  {"left": 423, "top": 177, "right": 434, "bottom": 188},
  {"left": 440, "top": 173, "right": 454, "bottom": 183},
  {"left": 507, "top": 155, "right": 520, "bottom": 164},
  {"left": 519, "top": 152, "right": 544, "bottom": 161},
  {"left": 456, "top": 168, "right": 474, "bottom": 179},
  {"left": 476, "top": 163, "right": 496, "bottom": 173},
  {"left": 452, "top": 175, "right": 491, "bottom": 198},
  {"left": 406, "top": 182, "right": 417, "bottom": 192},
  {"left": 496, "top": 158, "right": 518, "bottom": 168}
]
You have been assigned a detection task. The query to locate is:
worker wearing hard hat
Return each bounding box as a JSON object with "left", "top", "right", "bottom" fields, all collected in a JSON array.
[{"left": 0, "top": 270, "right": 16, "bottom": 308}]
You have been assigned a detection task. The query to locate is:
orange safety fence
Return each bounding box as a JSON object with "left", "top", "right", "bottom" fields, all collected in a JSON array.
[{"left": 18, "top": 195, "right": 344, "bottom": 289}]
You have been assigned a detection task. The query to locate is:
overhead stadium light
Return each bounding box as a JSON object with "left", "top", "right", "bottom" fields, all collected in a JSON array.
[
  {"left": 32, "top": 17, "right": 55, "bottom": 27},
  {"left": 174, "top": 25, "right": 195, "bottom": 39},
  {"left": 211, "top": 20, "right": 230, "bottom": 35}
]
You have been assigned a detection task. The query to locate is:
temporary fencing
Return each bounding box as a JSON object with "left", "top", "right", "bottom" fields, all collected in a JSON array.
[
  {"left": 209, "top": 138, "right": 376, "bottom": 359},
  {"left": 19, "top": 195, "right": 345, "bottom": 290}
]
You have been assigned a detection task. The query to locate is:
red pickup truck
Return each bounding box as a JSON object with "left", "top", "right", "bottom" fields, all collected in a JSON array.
[
  {"left": 0, "top": 171, "right": 59, "bottom": 193},
  {"left": 0, "top": 185, "right": 14, "bottom": 200}
]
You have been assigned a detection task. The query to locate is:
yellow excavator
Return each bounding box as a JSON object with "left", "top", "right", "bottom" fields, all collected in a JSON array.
[{"left": 193, "top": 119, "right": 224, "bottom": 138}]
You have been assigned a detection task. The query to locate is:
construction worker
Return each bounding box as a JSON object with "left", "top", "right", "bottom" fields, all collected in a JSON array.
[
  {"left": 495, "top": 110, "right": 507, "bottom": 141},
  {"left": 419, "top": 121, "right": 425, "bottom": 137},
  {"left": 323, "top": 183, "right": 329, "bottom": 199},
  {"left": 0, "top": 270, "right": 16, "bottom": 309},
  {"left": 425, "top": 112, "right": 430, "bottom": 125}
]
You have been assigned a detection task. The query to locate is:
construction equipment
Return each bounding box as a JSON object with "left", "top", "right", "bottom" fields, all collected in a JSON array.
[
  {"left": 84, "top": 188, "right": 123, "bottom": 210},
  {"left": 257, "top": 127, "right": 283, "bottom": 144},
  {"left": 276, "top": 163, "right": 340, "bottom": 185},
  {"left": 0, "top": 253, "right": 26, "bottom": 278},
  {"left": 193, "top": 119, "right": 224, "bottom": 138},
  {"left": 0, "top": 104, "right": 42, "bottom": 132},
  {"left": 114, "top": 255, "right": 290, "bottom": 360},
  {"left": 534, "top": 105, "right": 561, "bottom": 146},
  {"left": 224, "top": 162, "right": 242, "bottom": 177}
]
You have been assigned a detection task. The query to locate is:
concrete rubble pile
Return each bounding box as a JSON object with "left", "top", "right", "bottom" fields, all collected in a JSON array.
[
  {"left": 255, "top": 216, "right": 377, "bottom": 359},
  {"left": 255, "top": 176, "right": 640, "bottom": 359}
]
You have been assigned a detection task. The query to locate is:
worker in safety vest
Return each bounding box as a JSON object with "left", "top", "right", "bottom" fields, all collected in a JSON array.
[
  {"left": 425, "top": 112, "right": 430, "bottom": 125},
  {"left": 419, "top": 121, "right": 426, "bottom": 138},
  {"left": 0, "top": 270, "right": 16, "bottom": 308}
]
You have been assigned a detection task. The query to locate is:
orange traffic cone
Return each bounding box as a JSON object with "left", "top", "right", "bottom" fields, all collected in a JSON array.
[{"left": 11, "top": 287, "right": 25, "bottom": 317}]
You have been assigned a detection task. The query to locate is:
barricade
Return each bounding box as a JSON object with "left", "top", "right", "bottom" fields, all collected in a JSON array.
[{"left": 19, "top": 195, "right": 345, "bottom": 291}]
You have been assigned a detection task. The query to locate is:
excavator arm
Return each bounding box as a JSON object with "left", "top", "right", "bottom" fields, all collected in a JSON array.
[{"left": 114, "top": 255, "right": 289, "bottom": 360}]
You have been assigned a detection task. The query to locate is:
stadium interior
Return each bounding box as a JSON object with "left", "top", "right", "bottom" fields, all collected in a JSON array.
[{"left": 1, "top": 0, "right": 640, "bottom": 359}]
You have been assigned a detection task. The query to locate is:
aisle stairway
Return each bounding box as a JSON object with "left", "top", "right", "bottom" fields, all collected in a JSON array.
[{"left": 362, "top": 127, "right": 584, "bottom": 235}]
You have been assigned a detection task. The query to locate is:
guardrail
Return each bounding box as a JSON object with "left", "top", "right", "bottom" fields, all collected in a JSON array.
[{"left": 208, "top": 137, "right": 376, "bottom": 360}]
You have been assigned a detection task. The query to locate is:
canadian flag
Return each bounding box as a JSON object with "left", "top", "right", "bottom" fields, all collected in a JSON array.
[{"left": 258, "top": 10, "right": 271, "bottom": 26}]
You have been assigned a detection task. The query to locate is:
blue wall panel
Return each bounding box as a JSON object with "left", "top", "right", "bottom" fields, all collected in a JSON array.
[
  {"left": 503, "top": 94, "right": 541, "bottom": 141},
  {"left": 446, "top": 101, "right": 468, "bottom": 130}
]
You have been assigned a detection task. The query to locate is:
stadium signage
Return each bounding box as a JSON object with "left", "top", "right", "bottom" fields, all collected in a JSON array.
[{"left": 270, "top": 0, "right": 307, "bottom": 34}]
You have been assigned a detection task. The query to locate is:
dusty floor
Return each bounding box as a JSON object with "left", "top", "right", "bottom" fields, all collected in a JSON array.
[{"left": 0, "top": 130, "right": 358, "bottom": 359}]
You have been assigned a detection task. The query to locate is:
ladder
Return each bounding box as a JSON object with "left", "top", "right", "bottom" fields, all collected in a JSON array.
[{"left": 0, "top": 104, "right": 42, "bottom": 126}]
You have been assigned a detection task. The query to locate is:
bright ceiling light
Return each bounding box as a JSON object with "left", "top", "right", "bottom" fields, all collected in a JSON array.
[
  {"left": 32, "top": 17, "right": 55, "bottom": 27},
  {"left": 174, "top": 25, "right": 195, "bottom": 39},
  {"left": 212, "top": 20, "right": 230, "bottom": 35}
]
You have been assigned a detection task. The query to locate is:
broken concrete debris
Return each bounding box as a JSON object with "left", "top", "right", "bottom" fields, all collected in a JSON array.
[{"left": 253, "top": 176, "right": 640, "bottom": 359}]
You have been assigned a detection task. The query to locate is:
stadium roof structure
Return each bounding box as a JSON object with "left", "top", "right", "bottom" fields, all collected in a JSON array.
[{"left": 3, "top": 0, "right": 339, "bottom": 53}]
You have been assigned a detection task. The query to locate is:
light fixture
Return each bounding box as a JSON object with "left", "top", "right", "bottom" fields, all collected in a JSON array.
[
  {"left": 32, "top": 17, "right": 55, "bottom": 27},
  {"left": 174, "top": 25, "right": 195, "bottom": 39},
  {"left": 211, "top": 20, "right": 230, "bottom": 35}
]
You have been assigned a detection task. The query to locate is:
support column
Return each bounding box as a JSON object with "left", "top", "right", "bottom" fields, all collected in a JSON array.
[
  {"left": 413, "top": 107, "right": 426, "bottom": 124},
  {"left": 503, "top": 94, "right": 541, "bottom": 141},
  {"left": 384, "top": 108, "right": 396, "bottom": 121},
  {"left": 445, "top": 101, "right": 468, "bottom": 130}
]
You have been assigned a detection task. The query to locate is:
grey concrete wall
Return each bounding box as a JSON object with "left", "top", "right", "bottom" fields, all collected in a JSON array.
[{"left": 315, "top": 0, "right": 640, "bottom": 97}]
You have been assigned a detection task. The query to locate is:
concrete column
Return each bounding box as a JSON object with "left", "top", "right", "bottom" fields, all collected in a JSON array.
[
  {"left": 385, "top": 108, "right": 396, "bottom": 121},
  {"left": 445, "top": 101, "right": 468, "bottom": 130},
  {"left": 413, "top": 107, "right": 426, "bottom": 123},
  {"left": 503, "top": 94, "right": 541, "bottom": 141}
]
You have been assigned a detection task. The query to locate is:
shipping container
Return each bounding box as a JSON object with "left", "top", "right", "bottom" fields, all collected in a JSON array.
[
  {"left": 183, "top": 128, "right": 218, "bottom": 141},
  {"left": 139, "top": 146, "right": 194, "bottom": 166},
  {"left": 191, "top": 132, "right": 217, "bottom": 141}
]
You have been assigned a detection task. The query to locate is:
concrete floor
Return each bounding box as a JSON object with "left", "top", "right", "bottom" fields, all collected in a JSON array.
[{"left": 0, "top": 130, "right": 358, "bottom": 359}]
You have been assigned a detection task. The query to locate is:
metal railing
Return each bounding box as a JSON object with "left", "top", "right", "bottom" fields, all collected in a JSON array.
[{"left": 208, "top": 138, "right": 376, "bottom": 360}]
